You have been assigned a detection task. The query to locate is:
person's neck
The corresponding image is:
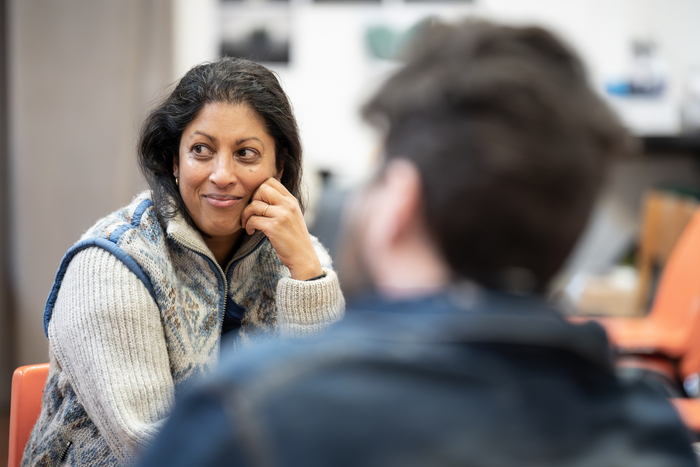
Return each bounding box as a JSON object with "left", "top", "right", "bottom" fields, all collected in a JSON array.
[
  {"left": 371, "top": 236, "right": 450, "bottom": 301},
  {"left": 204, "top": 230, "right": 244, "bottom": 267}
]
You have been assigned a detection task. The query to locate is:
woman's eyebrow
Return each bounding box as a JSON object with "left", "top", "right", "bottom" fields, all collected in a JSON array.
[
  {"left": 191, "top": 131, "right": 217, "bottom": 143},
  {"left": 236, "top": 137, "right": 263, "bottom": 145}
]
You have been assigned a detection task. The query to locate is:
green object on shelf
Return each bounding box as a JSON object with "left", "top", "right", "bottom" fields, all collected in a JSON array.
[
  {"left": 365, "top": 17, "right": 434, "bottom": 61},
  {"left": 366, "top": 26, "right": 401, "bottom": 60}
]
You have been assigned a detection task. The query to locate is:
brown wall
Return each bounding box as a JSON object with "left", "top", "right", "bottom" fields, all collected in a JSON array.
[
  {"left": 6, "top": 0, "right": 173, "bottom": 398},
  {"left": 0, "top": 0, "right": 10, "bottom": 407}
]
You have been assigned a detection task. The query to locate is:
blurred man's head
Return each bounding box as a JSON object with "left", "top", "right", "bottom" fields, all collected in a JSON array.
[{"left": 342, "top": 20, "right": 632, "bottom": 297}]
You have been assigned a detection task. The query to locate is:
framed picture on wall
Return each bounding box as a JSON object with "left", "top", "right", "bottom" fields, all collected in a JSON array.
[{"left": 220, "top": 2, "right": 291, "bottom": 64}]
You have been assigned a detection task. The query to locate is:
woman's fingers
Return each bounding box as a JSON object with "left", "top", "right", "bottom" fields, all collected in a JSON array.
[
  {"left": 242, "top": 201, "right": 279, "bottom": 235},
  {"left": 240, "top": 178, "right": 322, "bottom": 280},
  {"left": 251, "top": 178, "right": 290, "bottom": 205},
  {"left": 241, "top": 199, "right": 274, "bottom": 230},
  {"left": 243, "top": 211, "right": 273, "bottom": 236},
  {"left": 242, "top": 177, "right": 300, "bottom": 230}
]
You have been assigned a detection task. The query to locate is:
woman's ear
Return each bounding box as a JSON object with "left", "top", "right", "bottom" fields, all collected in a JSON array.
[{"left": 173, "top": 157, "right": 179, "bottom": 178}]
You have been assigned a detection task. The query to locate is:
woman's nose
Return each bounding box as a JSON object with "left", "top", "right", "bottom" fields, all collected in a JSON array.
[{"left": 209, "top": 156, "right": 237, "bottom": 188}]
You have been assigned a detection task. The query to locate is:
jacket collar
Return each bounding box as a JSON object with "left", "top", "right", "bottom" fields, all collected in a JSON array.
[{"left": 344, "top": 285, "right": 614, "bottom": 372}]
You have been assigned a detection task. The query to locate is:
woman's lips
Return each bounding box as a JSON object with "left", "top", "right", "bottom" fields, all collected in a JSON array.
[{"left": 203, "top": 195, "right": 242, "bottom": 208}]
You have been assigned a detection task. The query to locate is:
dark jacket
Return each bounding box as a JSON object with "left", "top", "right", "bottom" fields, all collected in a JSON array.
[{"left": 138, "top": 288, "right": 697, "bottom": 467}]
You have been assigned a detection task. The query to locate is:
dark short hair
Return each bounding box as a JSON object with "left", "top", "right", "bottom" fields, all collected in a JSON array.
[
  {"left": 138, "top": 57, "right": 304, "bottom": 228},
  {"left": 363, "top": 20, "right": 633, "bottom": 290}
]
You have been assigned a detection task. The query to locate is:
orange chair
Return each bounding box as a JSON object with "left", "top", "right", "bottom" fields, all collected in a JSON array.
[
  {"left": 635, "top": 190, "right": 699, "bottom": 314},
  {"left": 578, "top": 207, "right": 700, "bottom": 432},
  {"left": 595, "top": 206, "right": 700, "bottom": 382},
  {"left": 8, "top": 363, "right": 49, "bottom": 467}
]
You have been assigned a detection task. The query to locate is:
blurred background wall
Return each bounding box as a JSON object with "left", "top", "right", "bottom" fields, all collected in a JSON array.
[
  {"left": 1, "top": 0, "right": 173, "bottom": 410},
  {"left": 0, "top": 0, "right": 8, "bottom": 417},
  {"left": 2, "top": 0, "right": 700, "bottom": 421}
]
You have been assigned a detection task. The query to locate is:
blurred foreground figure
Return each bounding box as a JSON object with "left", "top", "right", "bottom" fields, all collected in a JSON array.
[{"left": 139, "top": 21, "right": 697, "bottom": 466}]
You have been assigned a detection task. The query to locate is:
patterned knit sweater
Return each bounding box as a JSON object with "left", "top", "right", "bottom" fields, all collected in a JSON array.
[{"left": 22, "top": 192, "right": 345, "bottom": 467}]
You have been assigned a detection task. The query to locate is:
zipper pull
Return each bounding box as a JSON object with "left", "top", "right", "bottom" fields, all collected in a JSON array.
[{"left": 59, "top": 441, "right": 72, "bottom": 464}]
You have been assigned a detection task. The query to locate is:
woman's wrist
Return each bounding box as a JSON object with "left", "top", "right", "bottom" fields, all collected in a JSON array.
[
  {"left": 289, "top": 257, "right": 324, "bottom": 281},
  {"left": 290, "top": 268, "right": 324, "bottom": 281},
  {"left": 305, "top": 272, "right": 327, "bottom": 281}
]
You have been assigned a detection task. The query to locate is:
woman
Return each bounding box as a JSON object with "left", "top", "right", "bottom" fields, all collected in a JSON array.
[{"left": 22, "top": 57, "right": 345, "bottom": 467}]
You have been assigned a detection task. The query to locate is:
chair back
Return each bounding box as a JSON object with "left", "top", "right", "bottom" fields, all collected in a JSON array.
[
  {"left": 668, "top": 214, "right": 700, "bottom": 381},
  {"left": 8, "top": 363, "right": 49, "bottom": 467},
  {"left": 595, "top": 205, "right": 700, "bottom": 388},
  {"left": 636, "top": 190, "right": 699, "bottom": 313},
  {"left": 649, "top": 204, "right": 700, "bottom": 377}
]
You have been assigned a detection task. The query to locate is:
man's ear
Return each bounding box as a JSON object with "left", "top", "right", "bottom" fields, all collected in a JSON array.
[{"left": 366, "top": 158, "right": 423, "bottom": 250}]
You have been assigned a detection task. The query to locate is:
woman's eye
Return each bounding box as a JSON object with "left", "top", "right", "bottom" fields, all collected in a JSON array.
[
  {"left": 192, "top": 144, "right": 213, "bottom": 156},
  {"left": 238, "top": 148, "right": 258, "bottom": 159}
]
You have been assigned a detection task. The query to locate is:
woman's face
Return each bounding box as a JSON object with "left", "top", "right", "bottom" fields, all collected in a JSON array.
[{"left": 174, "top": 102, "right": 279, "bottom": 244}]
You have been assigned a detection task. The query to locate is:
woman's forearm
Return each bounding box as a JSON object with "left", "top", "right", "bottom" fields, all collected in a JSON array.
[
  {"left": 275, "top": 268, "right": 345, "bottom": 339},
  {"left": 275, "top": 237, "right": 345, "bottom": 339}
]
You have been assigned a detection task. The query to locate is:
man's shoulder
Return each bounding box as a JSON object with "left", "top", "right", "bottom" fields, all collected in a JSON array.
[
  {"left": 212, "top": 295, "right": 605, "bottom": 397},
  {"left": 200, "top": 303, "right": 695, "bottom": 466},
  {"left": 149, "top": 291, "right": 697, "bottom": 466}
]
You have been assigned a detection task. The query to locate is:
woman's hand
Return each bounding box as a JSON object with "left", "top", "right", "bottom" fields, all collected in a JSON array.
[{"left": 241, "top": 178, "right": 323, "bottom": 281}]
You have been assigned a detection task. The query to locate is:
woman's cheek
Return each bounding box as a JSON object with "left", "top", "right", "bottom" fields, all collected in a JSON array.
[{"left": 243, "top": 172, "right": 270, "bottom": 194}]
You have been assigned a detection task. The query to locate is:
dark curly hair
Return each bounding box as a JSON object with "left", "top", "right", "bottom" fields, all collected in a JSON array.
[
  {"left": 363, "top": 20, "right": 633, "bottom": 290},
  {"left": 138, "top": 57, "right": 304, "bottom": 228}
]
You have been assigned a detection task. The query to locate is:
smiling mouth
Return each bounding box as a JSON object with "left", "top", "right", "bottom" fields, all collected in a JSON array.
[{"left": 203, "top": 195, "right": 242, "bottom": 208}]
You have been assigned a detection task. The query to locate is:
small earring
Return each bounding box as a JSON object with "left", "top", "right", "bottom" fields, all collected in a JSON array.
[{"left": 175, "top": 177, "right": 179, "bottom": 186}]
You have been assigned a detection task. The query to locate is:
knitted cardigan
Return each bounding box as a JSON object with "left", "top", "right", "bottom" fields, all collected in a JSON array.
[{"left": 22, "top": 191, "right": 345, "bottom": 467}]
